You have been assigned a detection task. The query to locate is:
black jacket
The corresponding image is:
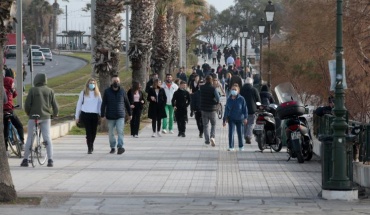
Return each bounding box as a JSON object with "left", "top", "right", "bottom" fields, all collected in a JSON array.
[
  {"left": 240, "top": 83, "right": 261, "bottom": 115},
  {"left": 147, "top": 87, "right": 167, "bottom": 119},
  {"left": 200, "top": 83, "right": 219, "bottom": 112},
  {"left": 172, "top": 89, "right": 191, "bottom": 112},
  {"left": 127, "top": 89, "right": 145, "bottom": 110},
  {"left": 191, "top": 90, "right": 201, "bottom": 112},
  {"left": 101, "top": 86, "right": 132, "bottom": 119},
  {"left": 260, "top": 91, "right": 275, "bottom": 106}
]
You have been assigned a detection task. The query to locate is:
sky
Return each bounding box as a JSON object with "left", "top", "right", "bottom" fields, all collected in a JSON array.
[{"left": 49, "top": 0, "right": 234, "bottom": 43}]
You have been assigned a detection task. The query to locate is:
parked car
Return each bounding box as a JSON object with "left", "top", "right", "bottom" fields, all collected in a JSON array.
[
  {"left": 39, "top": 48, "right": 52, "bottom": 61},
  {"left": 28, "top": 50, "right": 45, "bottom": 66},
  {"left": 4, "top": 45, "right": 16, "bottom": 58}
]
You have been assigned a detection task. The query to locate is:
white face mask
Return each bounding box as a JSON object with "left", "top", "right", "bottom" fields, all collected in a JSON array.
[{"left": 231, "top": 90, "right": 238, "bottom": 96}]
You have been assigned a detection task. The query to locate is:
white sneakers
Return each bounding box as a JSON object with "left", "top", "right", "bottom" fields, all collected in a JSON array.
[
  {"left": 157, "top": 132, "right": 162, "bottom": 137},
  {"left": 152, "top": 133, "right": 156, "bottom": 137},
  {"left": 169, "top": 130, "right": 174, "bottom": 134},
  {"left": 210, "top": 138, "right": 216, "bottom": 147},
  {"left": 162, "top": 130, "right": 167, "bottom": 134}
]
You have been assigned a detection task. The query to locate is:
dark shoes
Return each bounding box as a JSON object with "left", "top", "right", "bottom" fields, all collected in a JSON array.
[
  {"left": 110, "top": 148, "right": 116, "bottom": 154},
  {"left": 20, "top": 159, "right": 29, "bottom": 167},
  {"left": 199, "top": 132, "right": 203, "bottom": 138},
  {"left": 245, "top": 137, "right": 251, "bottom": 144},
  {"left": 117, "top": 148, "right": 125, "bottom": 155},
  {"left": 87, "top": 149, "right": 92, "bottom": 154},
  {"left": 47, "top": 159, "right": 53, "bottom": 167},
  {"left": 178, "top": 132, "right": 186, "bottom": 137}
]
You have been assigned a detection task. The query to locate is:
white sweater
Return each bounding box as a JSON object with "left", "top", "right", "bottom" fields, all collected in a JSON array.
[
  {"left": 75, "top": 90, "right": 102, "bottom": 119},
  {"left": 162, "top": 82, "right": 178, "bottom": 105}
]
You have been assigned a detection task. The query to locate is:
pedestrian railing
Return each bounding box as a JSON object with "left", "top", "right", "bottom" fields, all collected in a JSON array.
[{"left": 313, "top": 113, "right": 370, "bottom": 164}]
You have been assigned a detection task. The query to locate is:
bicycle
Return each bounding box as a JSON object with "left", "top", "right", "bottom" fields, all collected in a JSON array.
[
  {"left": 29, "top": 114, "right": 47, "bottom": 167},
  {"left": 4, "top": 112, "right": 22, "bottom": 158}
]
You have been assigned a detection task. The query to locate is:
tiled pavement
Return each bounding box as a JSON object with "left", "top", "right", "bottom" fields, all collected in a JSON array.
[{"left": 2, "top": 112, "right": 369, "bottom": 214}]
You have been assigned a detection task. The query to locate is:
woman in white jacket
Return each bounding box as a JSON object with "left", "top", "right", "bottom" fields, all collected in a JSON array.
[{"left": 75, "top": 78, "right": 102, "bottom": 154}]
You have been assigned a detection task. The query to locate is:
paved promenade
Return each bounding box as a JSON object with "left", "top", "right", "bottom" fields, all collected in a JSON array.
[{"left": 1, "top": 111, "right": 369, "bottom": 214}]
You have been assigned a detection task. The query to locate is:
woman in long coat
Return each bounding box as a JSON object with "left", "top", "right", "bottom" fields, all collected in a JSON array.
[{"left": 147, "top": 79, "right": 167, "bottom": 137}]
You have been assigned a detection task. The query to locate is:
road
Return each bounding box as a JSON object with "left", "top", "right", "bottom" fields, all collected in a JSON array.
[{"left": 4, "top": 53, "right": 87, "bottom": 85}]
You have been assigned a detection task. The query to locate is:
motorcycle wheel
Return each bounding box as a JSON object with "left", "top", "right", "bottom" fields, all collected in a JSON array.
[
  {"left": 304, "top": 141, "right": 313, "bottom": 161},
  {"left": 256, "top": 132, "right": 266, "bottom": 151},
  {"left": 296, "top": 135, "right": 306, "bottom": 163},
  {"left": 271, "top": 137, "right": 282, "bottom": 152}
]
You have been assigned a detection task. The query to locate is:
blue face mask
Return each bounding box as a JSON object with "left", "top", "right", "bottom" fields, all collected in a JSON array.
[
  {"left": 89, "top": 84, "right": 95, "bottom": 90},
  {"left": 231, "top": 90, "right": 237, "bottom": 96}
]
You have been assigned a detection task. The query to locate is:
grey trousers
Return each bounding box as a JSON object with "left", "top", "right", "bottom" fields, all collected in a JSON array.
[
  {"left": 244, "top": 114, "right": 256, "bottom": 139},
  {"left": 201, "top": 111, "right": 217, "bottom": 144},
  {"left": 23, "top": 119, "right": 53, "bottom": 160}
]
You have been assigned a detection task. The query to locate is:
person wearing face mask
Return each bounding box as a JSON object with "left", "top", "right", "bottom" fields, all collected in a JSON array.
[
  {"left": 75, "top": 78, "right": 102, "bottom": 154},
  {"left": 223, "top": 84, "right": 248, "bottom": 151},
  {"left": 101, "top": 76, "right": 132, "bottom": 155}
]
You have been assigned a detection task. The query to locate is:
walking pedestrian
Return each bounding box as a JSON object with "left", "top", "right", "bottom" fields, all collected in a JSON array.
[
  {"left": 172, "top": 81, "right": 191, "bottom": 137},
  {"left": 212, "top": 50, "right": 217, "bottom": 64},
  {"left": 127, "top": 81, "right": 145, "bottom": 138},
  {"left": 223, "top": 84, "right": 248, "bottom": 151},
  {"left": 145, "top": 73, "right": 158, "bottom": 93},
  {"left": 101, "top": 75, "right": 132, "bottom": 155},
  {"left": 200, "top": 75, "right": 220, "bottom": 146},
  {"left": 216, "top": 49, "right": 222, "bottom": 64},
  {"left": 75, "top": 78, "right": 102, "bottom": 154},
  {"left": 191, "top": 79, "right": 204, "bottom": 138},
  {"left": 176, "top": 67, "right": 187, "bottom": 82},
  {"left": 162, "top": 74, "right": 178, "bottom": 134},
  {"left": 21, "top": 73, "right": 59, "bottom": 167},
  {"left": 240, "top": 77, "right": 261, "bottom": 144},
  {"left": 147, "top": 79, "right": 167, "bottom": 137}
]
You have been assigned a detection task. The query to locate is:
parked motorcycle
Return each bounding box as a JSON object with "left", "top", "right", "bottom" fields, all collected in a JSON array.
[
  {"left": 253, "top": 102, "right": 282, "bottom": 152},
  {"left": 275, "top": 83, "right": 313, "bottom": 163}
]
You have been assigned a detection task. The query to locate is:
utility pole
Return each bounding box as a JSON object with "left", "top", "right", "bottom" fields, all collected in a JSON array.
[
  {"left": 91, "top": 0, "right": 96, "bottom": 77},
  {"left": 126, "top": 5, "right": 130, "bottom": 71},
  {"left": 16, "top": 0, "right": 23, "bottom": 108}
]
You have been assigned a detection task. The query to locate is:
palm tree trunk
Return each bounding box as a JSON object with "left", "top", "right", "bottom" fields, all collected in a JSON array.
[
  {"left": 0, "top": 0, "right": 18, "bottom": 202},
  {"left": 128, "top": 0, "right": 156, "bottom": 86}
]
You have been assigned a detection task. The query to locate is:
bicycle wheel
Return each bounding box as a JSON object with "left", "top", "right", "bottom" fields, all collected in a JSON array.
[
  {"left": 36, "top": 130, "right": 48, "bottom": 165},
  {"left": 30, "top": 132, "right": 38, "bottom": 167},
  {"left": 8, "top": 124, "right": 22, "bottom": 158}
]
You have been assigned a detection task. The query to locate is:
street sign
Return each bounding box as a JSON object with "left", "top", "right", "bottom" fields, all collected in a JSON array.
[{"left": 329, "top": 59, "right": 347, "bottom": 91}]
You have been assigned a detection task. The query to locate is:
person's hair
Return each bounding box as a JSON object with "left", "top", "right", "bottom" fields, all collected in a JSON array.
[
  {"left": 152, "top": 78, "right": 161, "bottom": 89},
  {"left": 132, "top": 81, "right": 140, "bottom": 91},
  {"left": 205, "top": 75, "right": 213, "bottom": 83},
  {"left": 245, "top": 77, "right": 253, "bottom": 84},
  {"left": 231, "top": 84, "right": 240, "bottom": 92},
  {"left": 84, "top": 78, "right": 100, "bottom": 97},
  {"left": 151, "top": 73, "right": 158, "bottom": 77},
  {"left": 260, "top": 84, "right": 269, "bottom": 92},
  {"left": 180, "top": 80, "right": 186, "bottom": 85},
  {"left": 226, "top": 72, "right": 232, "bottom": 79},
  {"left": 197, "top": 65, "right": 200, "bottom": 69},
  {"left": 174, "top": 78, "right": 180, "bottom": 85},
  {"left": 166, "top": 73, "right": 172, "bottom": 78}
]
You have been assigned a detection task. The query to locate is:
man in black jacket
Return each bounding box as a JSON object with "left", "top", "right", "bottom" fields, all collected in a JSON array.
[
  {"left": 101, "top": 75, "right": 132, "bottom": 154},
  {"left": 172, "top": 81, "right": 191, "bottom": 137},
  {"left": 200, "top": 75, "right": 220, "bottom": 146},
  {"left": 240, "top": 77, "right": 261, "bottom": 144}
]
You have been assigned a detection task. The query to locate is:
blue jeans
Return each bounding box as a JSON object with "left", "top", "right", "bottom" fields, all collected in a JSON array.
[
  {"left": 228, "top": 120, "right": 244, "bottom": 149},
  {"left": 107, "top": 118, "right": 125, "bottom": 149}
]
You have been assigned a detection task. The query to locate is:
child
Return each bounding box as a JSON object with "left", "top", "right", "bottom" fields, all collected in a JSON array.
[{"left": 171, "top": 81, "right": 191, "bottom": 137}]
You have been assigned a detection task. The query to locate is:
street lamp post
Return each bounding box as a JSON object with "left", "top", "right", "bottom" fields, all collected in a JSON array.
[
  {"left": 258, "top": 18, "right": 266, "bottom": 86},
  {"left": 265, "top": 0, "right": 275, "bottom": 87},
  {"left": 329, "top": 0, "right": 352, "bottom": 190},
  {"left": 53, "top": 0, "right": 59, "bottom": 49},
  {"left": 241, "top": 26, "right": 248, "bottom": 75},
  {"left": 239, "top": 31, "right": 243, "bottom": 61},
  {"left": 49, "top": 23, "right": 52, "bottom": 48}
]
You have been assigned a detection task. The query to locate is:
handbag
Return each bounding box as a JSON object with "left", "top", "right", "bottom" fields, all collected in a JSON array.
[{"left": 77, "top": 94, "right": 85, "bottom": 128}]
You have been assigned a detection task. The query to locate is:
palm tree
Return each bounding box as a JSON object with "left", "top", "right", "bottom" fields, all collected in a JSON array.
[
  {"left": 151, "top": 0, "right": 171, "bottom": 79},
  {"left": 128, "top": 0, "right": 156, "bottom": 86},
  {"left": 26, "top": 0, "right": 53, "bottom": 45},
  {"left": 92, "top": 0, "right": 125, "bottom": 92},
  {"left": 0, "top": 0, "right": 18, "bottom": 202}
]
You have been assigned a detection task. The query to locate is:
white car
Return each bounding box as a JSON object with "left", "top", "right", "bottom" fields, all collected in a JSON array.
[
  {"left": 39, "top": 48, "right": 53, "bottom": 61},
  {"left": 28, "top": 50, "right": 45, "bottom": 66}
]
